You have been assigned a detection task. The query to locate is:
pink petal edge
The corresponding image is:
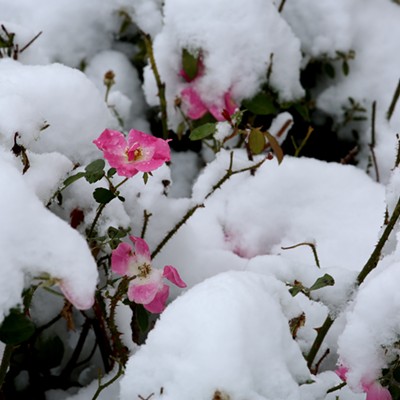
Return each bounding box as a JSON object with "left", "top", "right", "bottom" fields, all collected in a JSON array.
[
  {"left": 128, "top": 282, "right": 160, "bottom": 305},
  {"left": 143, "top": 284, "right": 170, "bottom": 313},
  {"left": 163, "top": 265, "right": 187, "bottom": 288},
  {"left": 111, "top": 242, "right": 133, "bottom": 275}
]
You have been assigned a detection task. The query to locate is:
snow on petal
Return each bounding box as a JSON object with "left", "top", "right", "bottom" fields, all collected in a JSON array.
[{"left": 0, "top": 149, "right": 97, "bottom": 321}]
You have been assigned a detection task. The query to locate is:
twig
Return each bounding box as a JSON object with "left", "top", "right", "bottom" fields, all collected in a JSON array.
[
  {"left": 142, "top": 32, "right": 169, "bottom": 139},
  {"left": 0, "top": 344, "right": 14, "bottom": 391},
  {"left": 369, "top": 101, "right": 380, "bottom": 182},
  {"left": 151, "top": 152, "right": 269, "bottom": 259},
  {"left": 141, "top": 210, "right": 153, "bottom": 239},
  {"left": 307, "top": 195, "right": 400, "bottom": 370},
  {"left": 326, "top": 381, "right": 347, "bottom": 394},
  {"left": 92, "top": 362, "right": 124, "bottom": 400},
  {"left": 306, "top": 315, "right": 334, "bottom": 369},
  {"left": 278, "top": 0, "right": 287, "bottom": 12},
  {"left": 357, "top": 195, "right": 400, "bottom": 285},
  {"left": 19, "top": 31, "right": 42, "bottom": 53},
  {"left": 387, "top": 78, "right": 400, "bottom": 121},
  {"left": 294, "top": 126, "right": 314, "bottom": 157},
  {"left": 281, "top": 241, "right": 321, "bottom": 268}
]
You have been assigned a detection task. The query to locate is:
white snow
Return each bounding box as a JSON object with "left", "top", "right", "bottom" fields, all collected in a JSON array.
[{"left": 0, "top": 1, "right": 399, "bottom": 399}]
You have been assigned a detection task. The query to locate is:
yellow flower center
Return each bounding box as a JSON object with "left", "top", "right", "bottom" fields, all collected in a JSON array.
[{"left": 138, "top": 262, "right": 151, "bottom": 279}]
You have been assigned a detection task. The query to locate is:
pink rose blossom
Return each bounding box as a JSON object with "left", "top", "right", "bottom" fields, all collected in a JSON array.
[
  {"left": 335, "top": 366, "right": 392, "bottom": 400},
  {"left": 111, "top": 236, "right": 186, "bottom": 313},
  {"left": 179, "top": 53, "right": 237, "bottom": 121},
  {"left": 93, "top": 129, "right": 171, "bottom": 178}
]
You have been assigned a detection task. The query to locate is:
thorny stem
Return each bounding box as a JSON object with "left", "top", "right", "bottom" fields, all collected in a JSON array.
[
  {"left": 387, "top": 78, "right": 400, "bottom": 121},
  {"left": 306, "top": 315, "right": 334, "bottom": 369},
  {"left": 307, "top": 195, "right": 400, "bottom": 370},
  {"left": 141, "top": 210, "right": 153, "bottom": 239},
  {"left": 142, "top": 32, "right": 169, "bottom": 139},
  {"left": 357, "top": 195, "right": 400, "bottom": 285},
  {"left": 151, "top": 152, "right": 269, "bottom": 259}
]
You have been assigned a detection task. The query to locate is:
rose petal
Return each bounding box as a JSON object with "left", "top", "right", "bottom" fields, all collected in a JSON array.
[
  {"left": 143, "top": 284, "right": 170, "bottom": 313},
  {"left": 181, "top": 86, "right": 208, "bottom": 120},
  {"left": 128, "top": 281, "right": 160, "bottom": 305},
  {"left": 111, "top": 242, "right": 133, "bottom": 275},
  {"left": 363, "top": 382, "right": 392, "bottom": 400},
  {"left": 60, "top": 280, "right": 94, "bottom": 310},
  {"left": 163, "top": 265, "right": 187, "bottom": 288},
  {"left": 130, "top": 236, "right": 151, "bottom": 262},
  {"left": 335, "top": 366, "right": 348, "bottom": 382}
]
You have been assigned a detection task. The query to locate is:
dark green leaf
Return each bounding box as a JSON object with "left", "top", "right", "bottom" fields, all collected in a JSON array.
[
  {"left": 181, "top": 48, "right": 199, "bottom": 81},
  {"left": 294, "top": 103, "right": 310, "bottom": 122},
  {"left": 85, "top": 159, "right": 105, "bottom": 183},
  {"left": 324, "top": 63, "right": 335, "bottom": 79},
  {"left": 265, "top": 131, "right": 284, "bottom": 164},
  {"left": 189, "top": 122, "right": 216, "bottom": 141},
  {"left": 309, "top": 274, "right": 335, "bottom": 291},
  {"left": 93, "top": 187, "right": 116, "bottom": 204},
  {"left": 289, "top": 286, "right": 303, "bottom": 297},
  {"left": 342, "top": 61, "right": 350, "bottom": 76},
  {"left": 34, "top": 335, "right": 64, "bottom": 369},
  {"left": 248, "top": 129, "right": 265, "bottom": 155},
  {"left": 0, "top": 309, "right": 35, "bottom": 345},
  {"left": 242, "top": 92, "right": 277, "bottom": 115},
  {"left": 63, "top": 172, "right": 85, "bottom": 188},
  {"left": 143, "top": 172, "right": 149, "bottom": 185},
  {"left": 107, "top": 168, "right": 117, "bottom": 178},
  {"left": 136, "top": 304, "right": 149, "bottom": 332}
]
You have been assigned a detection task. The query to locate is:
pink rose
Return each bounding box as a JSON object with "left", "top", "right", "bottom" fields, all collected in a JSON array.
[
  {"left": 111, "top": 236, "right": 186, "bottom": 313},
  {"left": 93, "top": 129, "right": 170, "bottom": 178}
]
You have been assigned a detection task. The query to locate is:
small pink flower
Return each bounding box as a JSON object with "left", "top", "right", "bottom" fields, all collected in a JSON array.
[
  {"left": 93, "top": 129, "right": 171, "bottom": 178},
  {"left": 178, "top": 53, "right": 237, "bottom": 121},
  {"left": 336, "top": 366, "right": 392, "bottom": 400},
  {"left": 111, "top": 236, "right": 186, "bottom": 313}
]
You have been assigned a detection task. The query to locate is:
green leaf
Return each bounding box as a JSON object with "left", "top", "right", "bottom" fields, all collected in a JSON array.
[
  {"left": 63, "top": 172, "right": 85, "bottom": 188},
  {"left": 294, "top": 103, "right": 310, "bottom": 122},
  {"left": 181, "top": 48, "right": 199, "bottom": 81},
  {"left": 143, "top": 172, "right": 149, "bottom": 184},
  {"left": 107, "top": 168, "right": 117, "bottom": 178},
  {"left": 265, "top": 131, "right": 284, "bottom": 164},
  {"left": 289, "top": 286, "right": 303, "bottom": 297},
  {"left": 324, "top": 63, "right": 335, "bottom": 79},
  {"left": 85, "top": 159, "right": 105, "bottom": 183},
  {"left": 309, "top": 274, "right": 335, "bottom": 291},
  {"left": 34, "top": 335, "right": 64, "bottom": 370},
  {"left": 136, "top": 304, "right": 149, "bottom": 332},
  {"left": 248, "top": 129, "right": 265, "bottom": 155},
  {"left": 242, "top": 92, "right": 277, "bottom": 115},
  {"left": 93, "top": 187, "right": 116, "bottom": 204},
  {"left": 0, "top": 309, "right": 35, "bottom": 345},
  {"left": 189, "top": 122, "right": 216, "bottom": 141},
  {"left": 342, "top": 61, "right": 350, "bottom": 76}
]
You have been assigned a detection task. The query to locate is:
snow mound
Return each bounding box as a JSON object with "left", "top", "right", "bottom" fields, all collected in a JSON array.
[{"left": 120, "top": 271, "right": 310, "bottom": 400}]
